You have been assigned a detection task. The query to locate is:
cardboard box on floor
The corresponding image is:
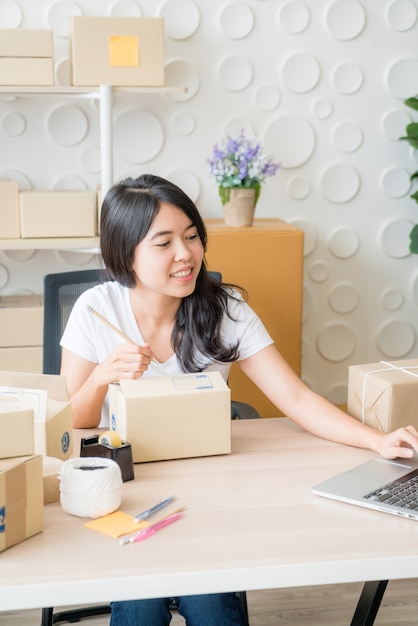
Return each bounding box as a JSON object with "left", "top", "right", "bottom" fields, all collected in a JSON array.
[
  {"left": 70, "top": 16, "right": 165, "bottom": 86},
  {"left": 0, "top": 454, "right": 43, "bottom": 552},
  {"left": 109, "top": 371, "right": 231, "bottom": 463},
  {"left": 0, "top": 372, "right": 73, "bottom": 460},
  {"left": 347, "top": 359, "right": 418, "bottom": 432}
]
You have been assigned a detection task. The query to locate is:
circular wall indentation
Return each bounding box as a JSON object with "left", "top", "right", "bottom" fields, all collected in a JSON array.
[
  {"left": 317, "top": 323, "right": 356, "bottom": 362},
  {"left": 381, "top": 287, "right": 404, "bottom": 311},
  {"left": 328, "top": 282, "right": 359, "bottom": 314},
  {"left": 57, "top": 251, "right": 97, "bottom": 266},
  {"left": 311, "top": 98, "right": 333, "bottom": 119},
  {"left": 385, "top": 0, "right": 417, "bottom": 32},
  {"left": 288, "top": 176, "right": 311, "bottom": 200},
  {"left": 159, "top": 0, "right": 200, "bottom": 39},
  {"left": 328, "top": 228, "right": 360, "bottom": 258},
  {"left": 332, "top": 62, "right": 364, "bottom": 94},
  {"left": 326, "top": 383, "right": 348, "bottom": 405},
  {"left": 263, "top": 115, "right": 315, "bottom": 169},
  {"left": 0, "top": 0, "right": 22, "bottom": 28},
  {"left": 47, "top": 106, "right": 88, "bottom": 146},
  {"left": 172, "top": 112, "right": 196, "bottom": 136},
  {"left": 302, "top": 286, "right": 313, "bottom": 322},
  {"left": 321, "top": 163, "right": 361, "bottom": 203},
  {"left": 380, "top": 219, "right": 413, "bottom": 258},
  {"left": 109, "top": 0, "right": 142, "bottom": 16},
  {"left": 51, "top": 175, "right": 87, "bottom": 190},
  {"left": 0, "top": 170, "right": 32, "bottom": 189},
  {"left": 1, "top": 112, "right": 26, "bottom": 137},
  {"left": 332, "top": 121, "right": 363, "bottom": 153},
  {"left": 114, "top": 110, "right": 164, "bottom": 163},
  {"left": 382, "top": 108, "right": 412, "bottom": 140},
  {"left": 386, "top": 58, "right": 418, "bottom": 99},
  {"left": 221, "top": 117, "right": 254, "bottom": 138},
  {"left": 166, "top": 169, "right": 200, "bottom": 203},
  {"left": 278, "top": 1, "right": 310, "bottom": 33},
  {"left": 55, "top": 58, "right": 70, "bottom": 86},
  {"left": 381, "top": 166, "right": 411, "bottom": 198},
  {"left": 376, "top": 320, "right": 415, "bottom": 357},
  {"left": 254, "top": 85, "right": 281, "bottom": 112},
  {"left": 218, "top": 56, "right": 253, "bottom": 92},
  {"left": 46, "top": 1, "right": 82, "bottom": 38},
  {"left": 164, "top": 60, "right": 200, "bottom": 101},
  {"left": 281, "top": 52, "right": 320, "bottom": 93},
  {"left": 0, "top": 265, "right": 9, "bottom": 289},
  {"left": 308, "top": 261, "right": 329, "bottom": 283},
  {"left": 325, "top": 0, "right": 366, "bottom": 40},
  {"left": 219, "top": 2, "right": 254, "bottom": 39},
  {"left": 80, "top": 145, "right": 101, "bottom": 174},
  {"left": 3, "top": 250, "right": 36, "bottom": 263}
]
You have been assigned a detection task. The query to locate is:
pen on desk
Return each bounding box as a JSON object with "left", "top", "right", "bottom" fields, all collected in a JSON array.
[
  {"left": 134, "top": 496, "right": 175, "bottom": 522},
  {"left": 129, "top": 510, "right": 184, "bottom": 544},
  {"left": 86, "top": 305, "right": 158, "bottom": 365},
  {"left": 119, "top": 506, "right": 186, "bottom": 546}
]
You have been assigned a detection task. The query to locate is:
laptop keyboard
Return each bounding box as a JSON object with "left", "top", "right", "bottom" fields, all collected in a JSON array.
[{"left": 363, "top": 469, "right": 418, "bottom": 510}]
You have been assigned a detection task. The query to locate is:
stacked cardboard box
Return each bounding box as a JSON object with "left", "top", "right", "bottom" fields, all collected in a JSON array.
[
  {"left": 0, "top": 295, "right": 43, "bottom": 373},
  {"left": 0, "top": 181, "right": 20, "bottom": 239},
  {"left": 0, "top": 29, "right": 54, "bottom": 86}
]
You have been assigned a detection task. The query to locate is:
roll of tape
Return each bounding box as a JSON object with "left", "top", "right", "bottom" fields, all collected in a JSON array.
[
  {"left": 99, "top": 430, "right": 122, "bottom": 448},
  {"left": 59, "top": 457, "right": 123, "bottom": 518}
]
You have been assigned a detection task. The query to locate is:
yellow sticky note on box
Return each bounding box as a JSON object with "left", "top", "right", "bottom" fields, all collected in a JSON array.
[{"left": 109, "top": 35, "right": 138, "bottom": 67}]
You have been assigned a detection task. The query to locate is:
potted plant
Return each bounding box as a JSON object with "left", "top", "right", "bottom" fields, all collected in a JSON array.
[
  {"left": 400, "top": 96, "right": 418, "bottom": 252},
  {"left": 208, "top": 129, "right": 280, "bottom": 227}
]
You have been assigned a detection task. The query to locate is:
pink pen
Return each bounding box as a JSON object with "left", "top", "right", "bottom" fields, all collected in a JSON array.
[{"left": 129, "top": 511, "right": 184, "bottom": 543}]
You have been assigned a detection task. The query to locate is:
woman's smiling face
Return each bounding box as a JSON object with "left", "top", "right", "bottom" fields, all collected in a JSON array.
[{"left": 131, "top": 202, "right": 204, "bottom": 298}]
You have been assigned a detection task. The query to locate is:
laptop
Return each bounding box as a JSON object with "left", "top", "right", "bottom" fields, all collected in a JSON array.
[{"left": 312, "top": 455, "right": 418, "bottom": 520}]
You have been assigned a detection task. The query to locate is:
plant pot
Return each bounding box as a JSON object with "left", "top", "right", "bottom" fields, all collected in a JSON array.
[{"left": 220, "top": 186, "right": 260, "bottom": 227}]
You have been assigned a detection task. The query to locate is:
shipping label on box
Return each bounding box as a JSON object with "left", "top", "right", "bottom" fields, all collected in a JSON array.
[
  {"left": 0, "top": 396, "right": 34, "bottom": 458},
  {"left": 0, "top": 372, "right": 73, "bottom": 460},
  {"left": 70, "top": 16, "right": 165, "bottom": 86},
  {"left": 0, "top": 294, "right": 43, "bottom": 347},
  {"left": 0, "top": 58, "right": 54, "bottom": 86},
  {"left": 347, "top": 359, "right": 418, "bottom": 432},
  {"left": 0, "top": 181, "right": 19, "bottom": 239},
  {"left": 19, "top": 190, "right": 97, "bottom": 238},
  {"left": 109, "top": 371, "right": 231, "bottom": 463},
  {"left": 0, "top": 454, "right": 43, "bottom": 552},
  {"left": 0, "top": 29, "right": 53, "bottom": 58}
]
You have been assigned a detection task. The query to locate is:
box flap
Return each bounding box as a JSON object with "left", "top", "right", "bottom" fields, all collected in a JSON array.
[{"left": 0, "top": 372, "right": 69, "bottom": 402}]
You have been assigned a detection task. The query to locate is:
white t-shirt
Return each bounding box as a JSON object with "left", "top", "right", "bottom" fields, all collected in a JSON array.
[{"left": 60, "top": 281, "right": 273, "bottom": 426}]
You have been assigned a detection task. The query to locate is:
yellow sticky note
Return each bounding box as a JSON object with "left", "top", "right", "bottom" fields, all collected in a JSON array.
[
  {"left": 84, "top": 511, "right": 148, "bottom": 538},
  {"left": 109, "top": 35, "right": 139, "bottom": 67}
]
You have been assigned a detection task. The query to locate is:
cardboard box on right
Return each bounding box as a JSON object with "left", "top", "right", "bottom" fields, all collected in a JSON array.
[{"left": 347, "top": 359, "right": 418, "bottom": 432}]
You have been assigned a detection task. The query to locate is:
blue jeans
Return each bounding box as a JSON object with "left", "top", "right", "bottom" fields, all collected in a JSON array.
[{"left": 110, "top": 593, "right": 249, "bottom": 626}]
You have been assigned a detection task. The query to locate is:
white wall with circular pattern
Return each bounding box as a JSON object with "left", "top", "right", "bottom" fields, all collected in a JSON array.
[{"left": 1, "top": 0, "right": 418, "bottom": 405}]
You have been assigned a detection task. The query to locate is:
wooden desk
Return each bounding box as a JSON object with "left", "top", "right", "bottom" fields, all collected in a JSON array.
[{"left": 1, "top": 419, "right": 417, "bottom": 614}]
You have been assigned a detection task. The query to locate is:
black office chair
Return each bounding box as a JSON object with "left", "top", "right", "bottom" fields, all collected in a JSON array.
[{"left": 41, "top": 268, "right": 254, "bottom": 626}]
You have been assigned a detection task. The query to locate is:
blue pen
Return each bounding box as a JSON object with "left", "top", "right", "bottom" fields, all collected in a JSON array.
[{"left": 134, "top": 496, "right": 175, "bottom": 523}]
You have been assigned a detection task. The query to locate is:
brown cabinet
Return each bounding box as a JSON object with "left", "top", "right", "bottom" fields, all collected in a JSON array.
[{"left": 205, "top": 218, "right": 304, "bottom": 417}]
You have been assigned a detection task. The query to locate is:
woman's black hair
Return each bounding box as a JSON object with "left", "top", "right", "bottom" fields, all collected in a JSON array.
[{"left": 100, "top": 174, "right": 246, "bottom": 371}]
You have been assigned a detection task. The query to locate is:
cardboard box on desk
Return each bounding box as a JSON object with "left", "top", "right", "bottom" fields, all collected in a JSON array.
[
  {"left": 0, "top": 294, "right": 43, "bottom": 347},
  {"left": 0, "top": 454, "right": 43, "bottom": 552},
  {"left": 109, "top": 371, "right": 231, "bottom": 463},
  {"left": 347, "top": 359, "right": 418, "bottom": 432},
  {"left": 70, "top": 16, "right": 165, "bottom": 86},
  {"left": 0, "top": 372, "right": 73, "bottom": 460},
  {"left": 0, "top": 397, "right": 33, "bottom": 458},
  {"left": 0, "top": 181, "right": 20, "bottom": 239},
  {"left": 20, "top": 190, "right": 96, "bottom": 238}
]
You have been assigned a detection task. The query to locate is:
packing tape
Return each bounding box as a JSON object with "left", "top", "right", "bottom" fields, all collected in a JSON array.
[
  {"left": 99, "top": 430, "right": 122, "bottom": 448},
  {"left": 59, "top": 457, "right": 123, "bottom": 518}
]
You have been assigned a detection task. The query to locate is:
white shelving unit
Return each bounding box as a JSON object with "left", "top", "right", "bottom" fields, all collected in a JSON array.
[{"left": 0, "top": 84, "right": 187, "bottom": 250}]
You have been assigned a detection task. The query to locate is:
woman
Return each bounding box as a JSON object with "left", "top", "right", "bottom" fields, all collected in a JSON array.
[{"left": 61, "top": 174, "right": 418, "bottom": 625}]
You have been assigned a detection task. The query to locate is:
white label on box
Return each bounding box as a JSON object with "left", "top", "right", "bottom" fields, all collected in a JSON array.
[
  {"left": 0, "top": 386, "right": 47, "bottom": 420},
  {"left": 171, "top": 374, "right": 214, "bottom": 391}
]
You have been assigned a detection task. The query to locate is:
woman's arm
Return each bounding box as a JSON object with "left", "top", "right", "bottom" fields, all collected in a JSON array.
[
  {"left": 61, "top": 342, "right": 154, "bottom": 428},
  {"left": 238, "top": 345, "right": 418, "bottom": 459}
]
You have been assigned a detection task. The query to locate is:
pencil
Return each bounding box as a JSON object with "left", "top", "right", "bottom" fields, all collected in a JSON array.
[{"left": 86, "top": 305, "right": 159, "bottom": 364}]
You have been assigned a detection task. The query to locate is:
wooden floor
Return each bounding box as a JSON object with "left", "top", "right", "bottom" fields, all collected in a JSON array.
[{"left": 1, "top": 579, "right": 418, "bottom": 625}]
